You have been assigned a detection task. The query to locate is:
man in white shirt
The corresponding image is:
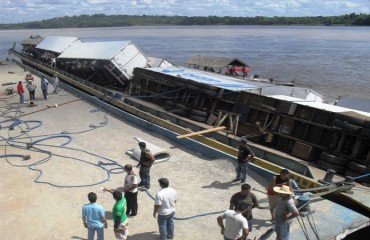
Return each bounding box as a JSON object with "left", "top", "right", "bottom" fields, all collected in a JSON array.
[
  {"left": 153, "top": 178, "right": 177, "bottom": 240},
  {"left": 217, "top": 203, "right": 249, "bottom": 240},
  {"left": 123, "top": 164, "right": 138, "bottom": 217},
  {"left": 52, "top": 75, "right": 59, "bottom": 93}
]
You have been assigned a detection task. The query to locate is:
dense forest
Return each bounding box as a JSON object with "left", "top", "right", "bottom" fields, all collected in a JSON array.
[{"left": 1, "top": 13, "right": 370, "bottom": 29}]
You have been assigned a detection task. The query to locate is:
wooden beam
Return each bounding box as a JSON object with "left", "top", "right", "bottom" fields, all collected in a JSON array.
[{"left": 177, "top": 126, "right": 226, "bottom": 139}]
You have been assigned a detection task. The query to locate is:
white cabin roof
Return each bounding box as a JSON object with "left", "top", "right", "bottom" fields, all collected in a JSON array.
[
  {"left": 150, "top": 67, "right": 326, "bottom": 103},
  {"left": 150, "top": 67, "right": 263, "bottom": 91},
  {"left": 58, "top": 41, "right": 132, "bottom": 60},
  {"left": 271, "top": 95, "right": 370, "bottom": 117},
  {"left": 36, "top": 36, "right": 80, "bottom": 53}
]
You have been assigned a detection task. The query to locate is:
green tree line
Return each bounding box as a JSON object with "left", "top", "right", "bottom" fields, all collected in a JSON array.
[{"left": 1, "top": 13, "right": 370, "bottom": 29}]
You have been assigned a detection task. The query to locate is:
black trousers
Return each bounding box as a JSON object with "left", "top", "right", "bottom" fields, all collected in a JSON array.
[
  {"left": 29, "top": 90, "right": 35, "bottom": 100},
  {"left": 125, "top": 191, "right": 138, "bottom": 216}
]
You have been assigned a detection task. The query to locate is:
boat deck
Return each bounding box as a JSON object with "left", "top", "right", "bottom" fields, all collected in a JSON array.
[{"left": 1, "top": 60, "right": 369, "bottom": 240}]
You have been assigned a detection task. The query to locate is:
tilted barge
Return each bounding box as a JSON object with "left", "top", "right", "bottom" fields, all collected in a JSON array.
[{"left": 8, "top": 35, "right": 370, "bottom": 217}]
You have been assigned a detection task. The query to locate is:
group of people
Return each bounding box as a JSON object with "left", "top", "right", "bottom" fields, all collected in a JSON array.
[
  {"left": 82, "top": 142, "right": 177, "bottom": 240},
  {"left": 218, "top": 170, "right": 298, "bottom": 240},
  {"left": 16, "top": 73, "right": 60, "bottom": 103},
  {"left": 218, "top": 183, "right": 258, "bottom": 240},
  {"left": 217, "top": 138, "right": 299, "bottom": 240},
  {"left": 82, "top": 138, "right": 299, "bottom": 240}
]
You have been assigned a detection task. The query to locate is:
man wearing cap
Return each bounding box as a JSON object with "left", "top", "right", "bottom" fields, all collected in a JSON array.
[
  {"left": 267, "top": 169, "right": 293, "bottom": 222},
  {"left": 217, "top": 202, "right": 249, "bottom": 240},
  {"left": 26, "top": 80, "right": 36, "bottom": 101},
  {"left": 273, "top": 185, "right": 299, "bottom": 240},
  {"left": 233, "top": 137, "right": 255, "bottom": 183},
  {"left": 136, "top": 142, "right": 155, "bottom": 191},
  {"left": 153, "top": 178, "right": 177, "bottom": 240},
  {"left": 229, "top": 183, "right": 258, "bottom": 233}
]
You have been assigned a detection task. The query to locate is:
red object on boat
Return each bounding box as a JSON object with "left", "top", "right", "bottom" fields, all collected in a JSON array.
[{"left": 226, "top": 66, "right": 251, "bottom": 73}]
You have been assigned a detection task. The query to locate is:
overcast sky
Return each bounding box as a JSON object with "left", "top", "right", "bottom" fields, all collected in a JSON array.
[{"left": 1, "top": 0, "right": 369, "bottom": 24}]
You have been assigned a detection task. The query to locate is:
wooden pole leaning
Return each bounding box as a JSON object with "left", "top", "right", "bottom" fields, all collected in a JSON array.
[{"left": 177, "top": 126, "right": 226, "bottom": 139}]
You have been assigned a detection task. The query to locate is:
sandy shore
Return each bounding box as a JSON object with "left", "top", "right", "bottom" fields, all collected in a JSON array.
[{"left": 0, "top": 60, "right": 273, "bottom": 240}]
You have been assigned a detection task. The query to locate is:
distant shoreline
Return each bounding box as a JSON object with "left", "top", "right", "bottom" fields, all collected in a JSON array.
[{"left": 1, "top": 13, "right": 369, "bottom": 30}]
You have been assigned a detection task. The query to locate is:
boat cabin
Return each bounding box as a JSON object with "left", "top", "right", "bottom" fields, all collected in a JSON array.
[{"left": 186, "top": 55, "right": 250, "bottom": 77}]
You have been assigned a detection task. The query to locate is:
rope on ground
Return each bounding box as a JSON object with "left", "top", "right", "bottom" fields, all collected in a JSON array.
[{"left": 0, "top": 99, "right": 124, "bottom": 188}]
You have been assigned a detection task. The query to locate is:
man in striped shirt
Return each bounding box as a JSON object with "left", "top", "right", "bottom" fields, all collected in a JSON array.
[{"left": 229, "top": 183, "right": 258, "bottom": 232}]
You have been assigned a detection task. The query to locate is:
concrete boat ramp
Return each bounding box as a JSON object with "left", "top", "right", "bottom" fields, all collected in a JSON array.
[{"left": 1, "top": 60, "right": 369, "bottom": 240}]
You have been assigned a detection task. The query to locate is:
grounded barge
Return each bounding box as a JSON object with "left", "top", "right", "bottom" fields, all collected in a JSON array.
[
  {"left": 8, "top": 36, "right": 370, "bottom": 215},
  {"left": 1, "top": 60, "right": 370, "bottom": 240},
  {"left": 12, "top": 36, "right": 370, "bottom": 179}
]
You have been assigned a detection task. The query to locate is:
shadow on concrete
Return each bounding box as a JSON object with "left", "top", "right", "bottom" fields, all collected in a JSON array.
[
  {"left": 71, "top": 236, "right": 87, "bottom": 240},
  {"left": 105, "top": 210, "right": 113, "bottom": 220},
  {"left": 252, "top": 218, "right": 274, "bottom": 232},
  {"left": 129, "top": 231, "right": 158, "bottom": 240},
  {"left": 202, "top": 180, "right": 237, "bottom": 189}
]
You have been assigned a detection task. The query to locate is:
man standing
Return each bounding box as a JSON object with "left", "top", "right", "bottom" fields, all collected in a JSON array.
[
  {"left": 26, "top": 80, "right": 36, "bottom": 101},
  {"left": 153, "top": 178, "right": 177, "bottom": 240},
  {"left": 217, "top": 202, "right": 249, "bottom": 240},
  {"left": 51, "top": 57, "right": 56, "bottom": 68},
  {"left": 41, "top": 77, "right": 49, "bottom": 100},
  {"left": 136, "top": 142, "right": 155, "bottom": 191},
  {"left": 267, "top": 169, "right": 293, "bottom": 222},
  {"left": 233, "top": 137, "right": 255, "bottom": 183},
  {"left": 273, "top": 185, "right": 299, "bottom": 240},
  {"left": 123, "top": 164, "right": 138, "bottom": 217},
  {"left": 52, "top": 75, "right": 59, "bottom": 93},
  {"left": 17, "top": 81, "right": 25, "bottom": 103},
  {"left": 229, "top": 183, "right": 258, "bottom": 232},
  {"left": 103, "top": 188, "right": 129, "bottom": 240},
  {"left": 82, "top": 192, "right": 108, "bottom": 240}
]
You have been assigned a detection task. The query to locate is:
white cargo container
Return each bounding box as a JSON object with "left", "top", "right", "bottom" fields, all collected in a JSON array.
[{"left": 58, "top": 40, "right": 148, "bottom": 81}]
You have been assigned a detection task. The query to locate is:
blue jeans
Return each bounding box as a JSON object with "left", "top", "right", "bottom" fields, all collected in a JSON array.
[
  {"left": 236, "top": 162, "right": 249, "bottom": 182},
  {"left": 275, "top": 221, "right": 291, "bottom": 240},
  {"left": 42, "top": 88, "right": 48, "bottom": 100},
  {"left": 158, "top": 211, "right": 175, "bottom": 240},
  {"left": 88, "top": 227, "right": 104, "bottom": 240},
  {"left": 19, "top": 93, "right": 24, "bottom": 103},
  {"left": 247, "top": 217, "right": 253, "bottom": 232},
  {"left": 139, "top": 166, "right": 151, "bottom": 188},
  {"left": 53, "top": 84, "right": 58, "bottom": 93}
]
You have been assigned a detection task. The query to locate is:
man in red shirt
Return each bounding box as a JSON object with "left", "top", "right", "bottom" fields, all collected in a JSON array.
[{"left": 17, "top": 81, "right": 25, "bottom": 103}]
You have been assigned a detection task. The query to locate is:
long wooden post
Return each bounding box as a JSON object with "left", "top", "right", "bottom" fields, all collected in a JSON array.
[{"left": 177, "top": 126, "right": 226, "bottom": 139}]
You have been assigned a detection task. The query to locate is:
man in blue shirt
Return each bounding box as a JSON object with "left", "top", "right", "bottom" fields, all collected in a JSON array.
[{"left": 82, "top": 192, "right": 108, "bottom": 240}]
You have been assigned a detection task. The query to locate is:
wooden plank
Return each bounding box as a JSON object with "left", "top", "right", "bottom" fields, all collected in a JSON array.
[{"left": 177, "top": 126, "right": 226, "bottom": 139}]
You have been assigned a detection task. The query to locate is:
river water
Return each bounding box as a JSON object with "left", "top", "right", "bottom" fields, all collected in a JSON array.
[{"left": 1, "top": 25, "right": 369, "bottom": 102}]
